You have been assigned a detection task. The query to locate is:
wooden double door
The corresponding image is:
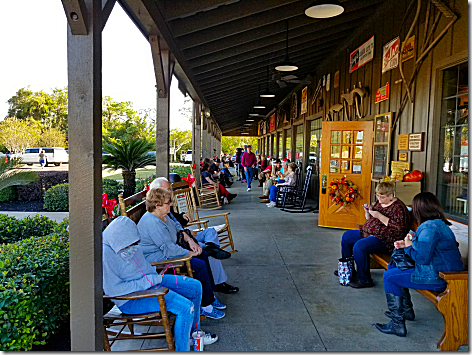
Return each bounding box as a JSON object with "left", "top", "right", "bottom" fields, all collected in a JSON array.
[{"left": 319, "top": 120, "right": 373, "bottom": 229}]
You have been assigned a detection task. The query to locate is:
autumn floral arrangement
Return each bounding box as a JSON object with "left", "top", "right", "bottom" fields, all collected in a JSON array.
[{"left": 329, "top": 176, "right": 360, "bottom": 206}]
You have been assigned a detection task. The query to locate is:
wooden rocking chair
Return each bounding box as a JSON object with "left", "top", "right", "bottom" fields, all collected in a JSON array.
[
  {"left": 171, "top": 181, "right": 237, "bottom": 253},
  {"left": 190, "top": 165, "right": 221, "bottom": 210}
]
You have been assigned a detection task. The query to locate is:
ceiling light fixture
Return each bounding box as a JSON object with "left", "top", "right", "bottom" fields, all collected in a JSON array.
[
  {"left": 261, "top": 65, "right": 276, "bottom": 98},
  {"left": 305, "top": 0, "right": 344, "bottom": 18},
  {"left": 275, "top": 20, "right": 298, "bottom": 72},
  {"left": 254, "top": 85, "right": 266, "bottom": 109}
]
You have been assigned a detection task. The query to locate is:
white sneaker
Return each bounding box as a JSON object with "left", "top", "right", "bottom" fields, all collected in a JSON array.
[
  {"left": 267, "top": 202, "right": 276, "bottom": 207},
  {"left": 247, "top": 187, "right": 251, "bottom": 191},
  {"left": 203, "top": 333, "right": 218, "bottom": 345}
]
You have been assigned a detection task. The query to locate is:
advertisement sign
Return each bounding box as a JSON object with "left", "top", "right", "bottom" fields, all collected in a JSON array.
[
  {"left": 333, "top": 71, "right": 339, "bottom": 88},
  {"left": 176, "top": 193, "right": 188, "bottom": 213},
  {"left": 382, "top": 37, "right": 400, "bottom": 73},
  {"left": 398, "top": 134, "right": 409, "bottom": 150},
  {"left": 270, "top": 113, "right": 276, "bottom": 131},
  {"left": 409, "top": 133, "right": 424, "bottom": 151},
  {"left": 349, "top": 36, "right": 374, "bottom": 73},
  {"left": 375, "top": 82, "right": 390, "bottom": 103},
  {"left": 326, "top": 73, "right": 331, "bottom": 91},
  {"left": 401, "top": 35, "right": 415, "bottom": 62},
  {"left": 301, "top": 87, "right": 308, "bottom": 114}
]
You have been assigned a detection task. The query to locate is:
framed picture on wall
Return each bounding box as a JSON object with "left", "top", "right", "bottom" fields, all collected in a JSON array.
[{"left": 372, "top": 112, "right": 393, "bottom": 180}]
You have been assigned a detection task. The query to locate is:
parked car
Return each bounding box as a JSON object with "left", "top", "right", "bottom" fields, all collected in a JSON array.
[
  {"left": 102, "top": 151, "right": 112, "bottom": 157},
  {"left": 21, "top": 147, "right": 69, "bottom": 166},
  {"left": 146, "top": 151, "right": 156, "bottom": 156},
  {"left": 183, "top": 150, "right": 192, "bottom": 163}
]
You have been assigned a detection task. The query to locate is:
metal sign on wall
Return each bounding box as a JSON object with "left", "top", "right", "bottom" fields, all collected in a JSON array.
[
  {"left": 270, "top": 113, "right": 276, "bottom": 131},
  {"left": 382, "top": 37, "right": 400, "bottom": 73},
  {"left": 375, "top": 82, "right": 390, "bottom": 103},
  {"left": 349, "top": 36, "right": 374, "bottom": 73},
  {"left": 402, "top": 35, "right": 415, "bottom": 62},
  {"left": 301, "top": 87, "right": 308, "bottom": 114}
]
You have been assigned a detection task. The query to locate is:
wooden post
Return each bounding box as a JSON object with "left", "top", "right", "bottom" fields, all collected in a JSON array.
[
  {"left": 64, "top": 0, "right": 103, "bottom": 350},
  {"left": 192, "top": 101, "right": 201, "bottom": 186},
  {"left": 202, "top": 115, "right": 208, "bottom": 159}
]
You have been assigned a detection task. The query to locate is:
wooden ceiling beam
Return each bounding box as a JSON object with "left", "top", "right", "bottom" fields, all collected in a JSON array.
[{"left": 157, "top": 0, "right": 240, "bottom": 21}]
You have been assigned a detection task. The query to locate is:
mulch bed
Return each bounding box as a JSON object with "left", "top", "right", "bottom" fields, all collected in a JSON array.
[
  {"left": 0, "top": 200, "right": 45, "bottom": 212},
  {"left": 31, "top": 320, "right": 71, "bottom": 351}
]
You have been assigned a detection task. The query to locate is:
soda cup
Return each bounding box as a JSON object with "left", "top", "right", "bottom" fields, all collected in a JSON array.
[{"left": 192, "top": 331, "right": 205, "bottom": 351}]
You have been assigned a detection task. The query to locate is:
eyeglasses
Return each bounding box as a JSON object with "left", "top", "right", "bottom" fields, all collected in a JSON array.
[
  {"left": 162, "top": 200, "right": 172, "bottom": 205},
  {"left": 376, "top": 194, "right": 389, "bottom": 200}
]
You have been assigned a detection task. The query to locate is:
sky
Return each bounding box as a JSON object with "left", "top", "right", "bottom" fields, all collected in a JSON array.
[{"left": 0, "top": 0, "right": 191, "bottom": 130}]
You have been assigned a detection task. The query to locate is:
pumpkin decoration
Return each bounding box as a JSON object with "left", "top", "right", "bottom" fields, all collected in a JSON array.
[
  {"left": 329, "top": 176, "right": 360, "bottom": 206},
  {"left": 404, "top": 170, "right": 423, "bottom": 182}
]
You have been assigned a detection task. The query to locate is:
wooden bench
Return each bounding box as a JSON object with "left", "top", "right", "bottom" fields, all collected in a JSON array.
[{"left": 371, "top": 253, "right": 468, "bottom": 351}]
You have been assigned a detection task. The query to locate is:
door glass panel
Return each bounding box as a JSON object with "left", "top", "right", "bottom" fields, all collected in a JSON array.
[
  {"left": 355, "top": 131, "right": 364, "bottom": 144},
  {"left": 341, "top": 146, "right": 351, "bottom": 159},
  {"left": 355, "top": 146, "right": 363, "bottom": 159},
  {"left": 331, "top": 146, "right": 340, "bottom": 158},
  {"left": 342, "top": 131, "right": 352, "bottom": 144},
  {"left": 341, "top": 160, "right": 350, "bottom": 173},
  {"left": 353, "top": 161, "right": 362, "bottom": 174},
  {"left": 330, "top": 160, "right": 339, "bottom": 173},
  {"left": 331, "top": 131, "right": 340, "bottom": 143}
]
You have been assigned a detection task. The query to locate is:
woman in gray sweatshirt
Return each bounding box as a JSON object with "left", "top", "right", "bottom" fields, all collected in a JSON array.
[{"left": 103, "top": 216, "right": 213, "bottom": 350}]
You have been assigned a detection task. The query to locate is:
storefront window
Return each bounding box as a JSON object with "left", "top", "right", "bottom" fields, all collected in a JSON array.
[
  {"left": 266, "top": 136, "right": 270, "bottom": 156},
  {"left": 310, "top": 119, "right": 322, "bottom": 176},
  {"left": 285, "top": 128, "right": 291, "bottom": 160},
  {"left": 295, "top": 125, "right": 303, "bottom": 162},
  {"left": 277, "top": 132, "right": 283, "bottom": 159},
  {"left": 437, "top": 62, "right": 468, "bottom": 223},
  {"left": 270, "top": 134, "right": 275, "bottom": 158}
]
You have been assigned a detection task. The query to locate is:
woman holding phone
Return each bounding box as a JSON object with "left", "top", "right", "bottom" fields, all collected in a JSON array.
[{"left": 336, "top": 181, "right": 411, "bottom": 288}]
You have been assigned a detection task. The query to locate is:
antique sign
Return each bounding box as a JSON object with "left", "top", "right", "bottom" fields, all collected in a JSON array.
[
  {"left": 409, "top": 132, "right": 424, "bottom": 151},
  {"left": 401, "top": 35, "right": 415, "bottom": 62},
  {"left": 382, "top": 37, "right": 400, "bottom": 73},
  {"left": 398, "top": 152, "right": 408, "bottom": 161},
  {"left": 291, "top": 93, "right": 298, "bottom": 120},
  {"left": 175, "top": 193, "right": 188, "bottom": 213},
  {"left": 375, "top": 82, "right": 390, "bottom": 103},
  {"left": 301, "top": 87, "right": 308, "bottom": 114},
  {"left": 269, "top": 113, "right": 276, "bottom": 131},
  {"left": 349, "top": 36, "right": 374, "bottom": 73},
  {"left": 326, "top": 73, "right": 331, "bottom": 91},
  {"left": 391, "top": 161, "right": 410, "bottom": 172},
  {"left": 398, "top": 134, "right": 409, "bottom": 150},
  {"left": 333, "top": 71, "right": 339, "bottom": 88}
]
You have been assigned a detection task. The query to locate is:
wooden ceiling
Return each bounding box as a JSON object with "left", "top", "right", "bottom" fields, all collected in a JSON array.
[{"left": 119, "top": 0, "right": 384, "bottom": 134}]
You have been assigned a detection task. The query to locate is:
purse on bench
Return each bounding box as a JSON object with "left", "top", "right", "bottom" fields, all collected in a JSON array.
[{"left": 391, "top": 248, "right": 415, "bottom": 271}]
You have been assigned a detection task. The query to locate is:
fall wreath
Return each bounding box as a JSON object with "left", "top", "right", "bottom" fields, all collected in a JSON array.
[{"left": 329, "top": 176, "right": 360, "bottom": 206}]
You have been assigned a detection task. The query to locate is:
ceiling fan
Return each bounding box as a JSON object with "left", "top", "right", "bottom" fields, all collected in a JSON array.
[{"left": 272, "top": 72, "right": 311, "bottom": 88}]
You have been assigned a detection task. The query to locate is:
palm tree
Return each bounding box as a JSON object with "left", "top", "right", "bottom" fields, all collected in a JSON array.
[
  {"left": 102, "top": 139, "right": 156, "bottom": 198},
  {"left": 0, "top": 157, "right": 38, "bottom": 191}
]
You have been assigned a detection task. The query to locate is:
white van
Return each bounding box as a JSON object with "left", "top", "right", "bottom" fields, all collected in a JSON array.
[
  {"left": 22, "top": 147, "right": 69, "bottom": 166},
  {"left": 184, "top": 150, "right": 193, "bottom": 163}
]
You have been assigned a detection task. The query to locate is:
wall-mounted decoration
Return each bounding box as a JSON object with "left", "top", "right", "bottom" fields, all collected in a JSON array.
[
  {"left": 340, "top": 83, "right": 368, "bottom": 120},
  {"left": 258, "top": 121, "right": 261, "bottom": 135},
  {"left": 334, "top": 71, "right": 339, "bottom": 88},
  {"left": 382, "top": 36, "right": 400, "bottom": 73},
  {"left": 270, "top": 113, "right": 276, "bottom": 132},
  {"left": 311, "top": 79, "right": 322, "bottom": 106},
  {"left": 326, "top": 73, "right": 331, "bottom": 91},
  {"left": 323, "top": 75, "right": 326, "bottom": 86},
  {"left": 398, "top": 152, "right": 408, "bottom": 161},
  {"left": 291, "top": 92, "right": 298, "bottom": 120},
  {"left": 408, "top": 132, "right": 424, "bottom": 151},
  {"left": 301, "top": 87, "right": 308, "bottom": 114},
  {"left": 372, "top": 112, "right": 393, "bottom": 179},
  {"left": 391, "top": 161, "right": 410, "bottom": 173},
  {"left": 398, "top": 134, "right": 409, "bottom": 150},
  {"left": 262, "top": 120, "right": 266, "bottom": 135},
  {"left": 349, "top": 36, "right": 374, "bottom": 73},
  {"left": 375, "top": 82, "right": 390, "bottom": 103},
  {"left": 401, "top": 35, "right": 415, "bottom": 62},
  {"left": 280, "top": 107, "right": 288, "bottom": 124}
]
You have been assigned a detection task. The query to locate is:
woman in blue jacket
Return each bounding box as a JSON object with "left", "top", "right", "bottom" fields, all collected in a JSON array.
[{"left": 375, "top": 192, "right": 464, "bottom": 337}]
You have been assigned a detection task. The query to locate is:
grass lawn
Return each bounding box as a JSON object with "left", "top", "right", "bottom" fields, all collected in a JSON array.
[{"left": 102, "top": 164, "right": 190, "bottom": 180}]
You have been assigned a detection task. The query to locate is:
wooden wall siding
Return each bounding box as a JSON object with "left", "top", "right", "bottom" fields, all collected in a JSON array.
[{"left": 264, "top": 0, "right": 467, "bottom": 193}]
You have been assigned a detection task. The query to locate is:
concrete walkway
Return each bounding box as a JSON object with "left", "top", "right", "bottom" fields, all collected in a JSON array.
[{"left": 111, "top": 181, "right": 465, "bottom": 351}]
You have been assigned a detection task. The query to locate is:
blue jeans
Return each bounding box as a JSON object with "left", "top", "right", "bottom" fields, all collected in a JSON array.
[
  {"left": 383, "top": 263, "right": 446, "bottom": 296},
  {"left": 191, "top": 251, "right": 216, "bottom": 307},
  {"left": 341, "top": 229, "right": 390, "bottom": 283},
  {"left": 119, "top": 275, "right": 202, "bottom": 351},
  {"left": 269, "top": 185, "right": 279, "bottom": 202},
  {"left": 244, "top": 167, "right": 253, "bottom": 188},
  {"left": 195, "top": 228, "right": 220, "bottom": 248}
]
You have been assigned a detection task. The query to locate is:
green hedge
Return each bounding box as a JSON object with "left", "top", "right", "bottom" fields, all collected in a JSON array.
[
  {"left": 0, "top": 186, "right": 17, "bottom": 203},
  {"left": 0, "top": 215, "right": 58, "bottom": 245},
  {"left": 0, "top": 232, "right": 70, "bottom": 350},
  {"left": 170, "top": 165, "right": 191, "bottom": 178},
  {"left": 43, "top": 183, "right": 69, "bottom": 212},
  {"left": 102, "top": 179, "right": 123, "bottom": 201}
]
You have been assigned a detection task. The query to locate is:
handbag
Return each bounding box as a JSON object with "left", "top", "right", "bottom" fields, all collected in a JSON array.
[
  {"left": 338, "top": 257, "right": 355, "bottom": 286},
  {"left": 391, "top": 248, "right": 415, "bottom": 271},
  {"left": 176, "top": 228, "right": 199, "bottom": 251}
]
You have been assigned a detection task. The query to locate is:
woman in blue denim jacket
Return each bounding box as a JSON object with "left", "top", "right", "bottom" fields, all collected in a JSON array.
[{"left": 375, "top": 192, "right": 464, "bottom": 337}]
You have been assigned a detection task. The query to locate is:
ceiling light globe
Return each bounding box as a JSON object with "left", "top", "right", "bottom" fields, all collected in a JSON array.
[{"left": 305, "top": 3, "right": 344, "bottom": 18}]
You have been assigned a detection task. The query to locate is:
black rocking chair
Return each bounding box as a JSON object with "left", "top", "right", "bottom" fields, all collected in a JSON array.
[{"left": 278, "top": 164, "right": 315, "bottom": 213}]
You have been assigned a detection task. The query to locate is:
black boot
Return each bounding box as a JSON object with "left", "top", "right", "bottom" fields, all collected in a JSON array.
[
  {"left": 385, "top": 288, "right": 415, "bottom": 321},
  {"left": 375, "top": 293, "right": 407, "bottom": 337}
]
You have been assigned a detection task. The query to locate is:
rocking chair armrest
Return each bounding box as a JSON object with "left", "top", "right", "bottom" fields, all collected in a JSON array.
[
  {"left": 198, "top": 212, "right": 230, "bottom": 219},
  {"left": 150, "top": 255, "right": 193, "bottom": 267},
  {"left": 186, "top": 220, "right": 209, "bottom": 226},
  {"left": 104, "top": 288, "right": 169, "bottom": 300}
]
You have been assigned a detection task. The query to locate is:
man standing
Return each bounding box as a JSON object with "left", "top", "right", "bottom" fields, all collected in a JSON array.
[
  {"left": 241, "top": 145, "right": 257, "bottom": 191},
  {"left": 38, "top": 150, "right": 46, "bottom": 168}
]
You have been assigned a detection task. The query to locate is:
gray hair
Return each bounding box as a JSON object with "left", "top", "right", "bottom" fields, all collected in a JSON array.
[{"left": 150, "top": 177, "right": 169, "bottom": 190}]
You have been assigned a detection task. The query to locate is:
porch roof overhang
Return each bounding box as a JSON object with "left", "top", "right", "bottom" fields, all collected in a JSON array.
[{"left": 118, "top": 0, "right": 384, "bottom": 134}]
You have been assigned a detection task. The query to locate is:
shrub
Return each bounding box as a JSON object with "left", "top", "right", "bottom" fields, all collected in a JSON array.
[
  {"left": 0, "top": 214, "right": 58, "bottom": 245},
  {"left": 17, "top": 171, "right": 68, "bottom": 202},
  {"left": 135, "top": 174, "right": 157, "bottom": 192},
  {"left": 0, "top": 186, "right": 17, "bottom": 202},
  {"left": 0, "top": 233, "right": 70, "bottom": 350},
  {"left": 170, "top": 165, "right": 191, "bottom": 178},
  {"left": 43, "top": 183, "right": 69, "bottom": 212},
  {"left": 102, "top": 179, "right": 123, "bottom": 200}
]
